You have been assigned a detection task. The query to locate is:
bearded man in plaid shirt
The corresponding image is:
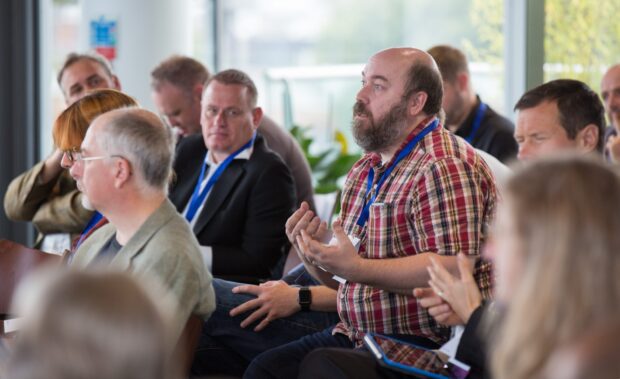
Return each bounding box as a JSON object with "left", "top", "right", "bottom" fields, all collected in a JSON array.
[{"left": 245, "top": 47, "right": 497, "bottom": 379}]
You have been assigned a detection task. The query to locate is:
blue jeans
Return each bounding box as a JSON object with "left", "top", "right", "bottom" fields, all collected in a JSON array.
[
  {"left": 190, "top": 277, "right": 340, "bottom": 376},
  {"left": 244, "top": 327, "right": 354, "bottom": 379}
]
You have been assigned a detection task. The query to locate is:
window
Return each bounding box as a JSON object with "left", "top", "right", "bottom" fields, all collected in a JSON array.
[
  {"left": 218, "top": 0, "right": 505, "bottom": 151},
  {"left": 543, "top": 0, "right": 620, "bottom": 92}
]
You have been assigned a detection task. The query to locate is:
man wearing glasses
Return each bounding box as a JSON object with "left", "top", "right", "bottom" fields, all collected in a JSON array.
[
  {"left": 68, "top": 107, "right": 215, "bottom": 341},
  {"left": 4, "top": 52, "right": 121, "bottom": 252}
]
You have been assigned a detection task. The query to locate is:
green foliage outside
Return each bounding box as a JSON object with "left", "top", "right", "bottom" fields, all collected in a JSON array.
[
  {"left": 468, "top": 0, "right": 620, "bottom": 90},
  {"left": 290, "top": 125, "right": 361, "bottom": 194}
]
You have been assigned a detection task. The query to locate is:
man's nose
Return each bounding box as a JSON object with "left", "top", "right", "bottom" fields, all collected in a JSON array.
[{"left": 517, "top": 142, "right": 532, "bottom": 161}]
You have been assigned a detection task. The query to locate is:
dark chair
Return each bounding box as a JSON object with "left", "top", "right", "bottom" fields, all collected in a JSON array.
[
  {"left": 175, "top": 314, "right": 204, "bottom": 375},
  {"left": 0, "top": 239, "right": 62, "bottom": 334}
]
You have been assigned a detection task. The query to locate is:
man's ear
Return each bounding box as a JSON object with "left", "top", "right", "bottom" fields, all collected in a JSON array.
[
  {"left": 251, "top": 107, "right": 264, "bottom": 130},
  {"left": 576, "top": 124, "right": 600, "bottom": 153},
  {"left": 456, "top": 72, "right": 469, "bottom": 92},
  {"left": 112, "top": 75, "right": 122, "bottom": 91},
  {"left": 408, "top": 92, "right": 428, "bottom": 117},
  {"left": 113, "top": 157, "right": 132, "bottom": 188},
  {"left": 193, "top": 83, "right": 204, "bottom": 101}
]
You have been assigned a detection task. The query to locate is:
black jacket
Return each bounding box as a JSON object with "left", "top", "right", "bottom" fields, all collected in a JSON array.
[{"left": 170, "top": 134, "right": 296, "bottom": 283}]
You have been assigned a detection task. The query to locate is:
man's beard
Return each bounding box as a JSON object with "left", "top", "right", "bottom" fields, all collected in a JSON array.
[
  {"left": 352, "top": 99, "right": 410, "bottom": 153},
  {"left": 81, "top": 194, "right": 95, "bottom": 211},
  {"left": 444, "top": 95, "right": 466, "bottom": 127}
]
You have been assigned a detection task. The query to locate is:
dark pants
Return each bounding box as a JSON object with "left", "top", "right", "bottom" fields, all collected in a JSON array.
[
  {"left": 190, "top": 267, "right": 340, "bottom": 377},
  {"left": 243, "top": 327, "right": 354, "bottom": 379},
  {"left": 244, "top": 327, "right": 438, "bottom": 379},
  {"left": 299, "top": 348, "right": 404, "bottom": 379}
]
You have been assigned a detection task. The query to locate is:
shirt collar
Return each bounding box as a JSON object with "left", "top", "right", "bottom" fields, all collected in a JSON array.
[{"left": 205, "top": 145, "right": 253, "bottom": 166}]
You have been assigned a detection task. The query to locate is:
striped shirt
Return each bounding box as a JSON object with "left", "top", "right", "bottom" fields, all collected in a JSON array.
[{"left": 333, "top": 118, "right": 497, "bottom": 345}]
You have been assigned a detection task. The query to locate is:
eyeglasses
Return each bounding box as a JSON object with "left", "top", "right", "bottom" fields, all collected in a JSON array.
[{"left": 63, "top": 149, "right": 123, "bottom": 164}]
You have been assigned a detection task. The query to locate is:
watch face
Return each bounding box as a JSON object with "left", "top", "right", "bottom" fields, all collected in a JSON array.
[{"left": 299, "top": 287, "right": 311, "bottom": 310}]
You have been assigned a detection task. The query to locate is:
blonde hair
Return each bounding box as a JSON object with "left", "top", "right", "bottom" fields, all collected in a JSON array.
[
  {"left": 492, "top": 155, "right": 620, "bottom": 379},
  {"left": 52, "top": 89, "right": 138, "bottom": 151},
  {"left": 4, "top": 270, "right": 178, "bottom": 379}
]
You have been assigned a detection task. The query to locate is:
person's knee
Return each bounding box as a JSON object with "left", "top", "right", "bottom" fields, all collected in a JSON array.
[{"left": 299, "top": 348, "right": 340, "bottom": 379}]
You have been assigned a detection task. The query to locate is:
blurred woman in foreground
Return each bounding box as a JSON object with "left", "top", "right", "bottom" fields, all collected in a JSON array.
[
  {"left": 2, "top": 270, "right": 178, "bottom": 379},
  {"left": 423, "top": 155, "right": 620, "bottom": 379}
]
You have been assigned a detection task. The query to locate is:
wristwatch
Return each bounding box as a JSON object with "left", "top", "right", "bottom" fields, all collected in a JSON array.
[{"left": 298, "top": 286, "right": 312, "bottom": 311}]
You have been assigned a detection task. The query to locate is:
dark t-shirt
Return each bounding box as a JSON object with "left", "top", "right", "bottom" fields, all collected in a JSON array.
[{"left": 455, "top": 96, "right": 518, "bottom": 163}]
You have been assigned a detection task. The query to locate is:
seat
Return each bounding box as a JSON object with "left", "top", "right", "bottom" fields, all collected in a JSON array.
[
  {"left": 174, "top": 314, "right": 204, "bottom": 375},
  {"left": 0, "top": 239, "right": 61, "bottom": 334}
]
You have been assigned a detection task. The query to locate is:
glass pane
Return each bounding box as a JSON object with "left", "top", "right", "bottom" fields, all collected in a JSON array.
[
  {"left": 218, "top": 0, "right": 505, "bottom": 152},
  {"left": 40, "top": 0, "right": 82, "bottom": 158},
  {"left": 544, "top": 0, "right": 620, "bottom": 92}
]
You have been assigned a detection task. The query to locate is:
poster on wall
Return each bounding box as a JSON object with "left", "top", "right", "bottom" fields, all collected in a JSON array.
[{"left": 90, "top": 16, "right": 117, "bottom": 61}]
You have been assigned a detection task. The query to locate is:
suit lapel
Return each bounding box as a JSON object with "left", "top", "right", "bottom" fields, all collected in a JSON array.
[
  {"left": 111, "top": 200, "right": 174, "bottom": 270},
  {"left": 193, "top": 160, "right": 246, "bottom": 235}
]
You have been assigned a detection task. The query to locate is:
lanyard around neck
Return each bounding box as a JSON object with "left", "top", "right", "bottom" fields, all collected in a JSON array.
[
  {"left": 75, "top": 211, "right": 103, "bottom": 249},
  {"left": 356, "top": 118, "right": 439, "bottom": 227},
  {"left": 465, "top": 102, "right": 487, "bottom": 144},
  {"left": 185, "top": 132, "right": 256, "bottom": 222}
]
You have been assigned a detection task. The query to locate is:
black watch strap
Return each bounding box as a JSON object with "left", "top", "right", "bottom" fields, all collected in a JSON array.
[{"left": 298, "top": 286, "right": 312, "bottom": 311}]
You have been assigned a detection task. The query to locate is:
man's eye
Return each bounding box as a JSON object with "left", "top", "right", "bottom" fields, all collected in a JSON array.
[
  {"left": 89, "top": 77, "right": 102, "bottom": 86},
  {"left": 226, "top": 109, "right": 241, "bottom": 117}
]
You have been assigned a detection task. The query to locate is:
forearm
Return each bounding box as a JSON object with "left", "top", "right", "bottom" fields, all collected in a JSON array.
[
  {"left": 33, "top": 191, "right": 93, "bottom": 234},
  {"left": 309, "top": 285, "right": 338, "bottom": 312},
  {"left": 38, "top": 150, "right": 64, "bottom": 184},
  {"left": 4, "top": 161, "right": 53, "bottom": 221},
  {"left": 348, "top": 253, "right": 461, "bottom": 295}
]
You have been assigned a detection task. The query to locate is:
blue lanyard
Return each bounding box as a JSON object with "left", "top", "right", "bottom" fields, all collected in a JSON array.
[
  {"left": 356, "top": 119, "right": 439, "bottom": 227},
  {"left": 465, "top": 102, "right": 487, "bottom": 144},
  {"left": 75, "top": 211, "right": 103, "bottom": 249},
  {"left": 185, "top": 132, "right": 256, "bottom": 222}
]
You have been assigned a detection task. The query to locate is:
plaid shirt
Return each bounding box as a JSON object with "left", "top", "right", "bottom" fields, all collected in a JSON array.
[{"left": 333, "top": 118, "right": 497, "bottom": 345}]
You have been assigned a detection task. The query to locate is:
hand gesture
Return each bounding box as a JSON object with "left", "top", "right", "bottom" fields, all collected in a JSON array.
[
  {"left": 285, "top": 202, "right": 328, "bottom": 245},
  {"left": 297, "top": 219, "right": 362, "bottom": 281},
  {"left": 229, "top": 280, "right": 301, "bottom": 332},
  {"left": 426, "top": 253, "right": 482, "bottom": 324},
  {"left": 606, "top": 134, "right": 620, "bottom": 163},
  {"left": 413, "top": 287, "right": 464, "bottom": 326}
]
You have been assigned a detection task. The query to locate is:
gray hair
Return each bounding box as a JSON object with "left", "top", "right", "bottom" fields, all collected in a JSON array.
[{"left": 98, "top": 108, "right": 174, "bottom": 193}]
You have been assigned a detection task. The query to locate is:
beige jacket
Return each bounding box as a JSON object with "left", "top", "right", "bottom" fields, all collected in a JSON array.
[{"left": 71, "top": 199, "right": 215, "bottom": 340}]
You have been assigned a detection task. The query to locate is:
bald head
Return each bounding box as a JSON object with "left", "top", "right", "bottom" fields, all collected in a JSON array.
[
  {"left": 601, "top": 64, "right": 620, "bottom": 129},
  {"left": 94, "top": 108, "right": 175, "bottom": 192},
  {"left": 369, "top": 48, "right": 443, "bottom": 116}
]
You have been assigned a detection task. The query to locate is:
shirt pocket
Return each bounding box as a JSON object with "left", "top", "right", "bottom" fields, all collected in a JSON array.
[{"left": 365, "top": 201, "right": 410, "bottom": 259}]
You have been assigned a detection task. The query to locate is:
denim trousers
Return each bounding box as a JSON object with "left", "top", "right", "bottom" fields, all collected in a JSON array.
[
  {"left": 190, "top": 274, "right": 340, "bottom": 377},
  {"left": 243, "top": 326, "right": 354, "bottom": 379}
]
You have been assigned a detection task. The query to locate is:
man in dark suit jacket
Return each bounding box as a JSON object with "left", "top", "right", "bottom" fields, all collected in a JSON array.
[{"left": 169, "top": 69, "right": 295, "bottom": 284}]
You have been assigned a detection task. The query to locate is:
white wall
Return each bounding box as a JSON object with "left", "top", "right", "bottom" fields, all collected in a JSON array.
[{"left": 80, "top": 0, "right": 192, "bottom": 112}]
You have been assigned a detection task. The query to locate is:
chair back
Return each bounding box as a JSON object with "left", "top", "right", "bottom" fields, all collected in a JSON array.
[
  {"left": 174, "top": 314, "right": 203, "bottom": 375},
  {"left": 0, "top": 239, "right": 61, "bottom": 332}
]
